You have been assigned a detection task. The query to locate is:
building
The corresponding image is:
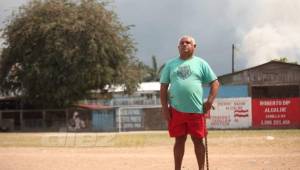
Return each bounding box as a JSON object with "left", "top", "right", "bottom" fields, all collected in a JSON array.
[
  {"left": 2, "top": 61, "right": 299, "bottom": 131},
  {"left": 0, "top": 82, "right": 164, "bottom": 132},
  {"left": 87, "top": 82, "right": 161, "bottom": 106},
  {"left": 218, "top": 61, "right": 300, "bottom": 98}
]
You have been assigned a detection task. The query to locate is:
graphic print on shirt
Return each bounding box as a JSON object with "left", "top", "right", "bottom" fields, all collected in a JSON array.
[{"left": 177, "top": 65, "right": 192, "bottom": 80}]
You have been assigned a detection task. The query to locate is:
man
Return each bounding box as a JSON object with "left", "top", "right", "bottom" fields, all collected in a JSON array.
[
  {"left": 160, "top": 35, "right": 219, "bottom": 170},
  {"left": 69, "top": 111, "right": 86, "bottom": 131}
]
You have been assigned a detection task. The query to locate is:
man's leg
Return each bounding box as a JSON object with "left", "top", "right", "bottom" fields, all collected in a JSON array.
[
  {"left": 174, "top": 135, "right": 187, "bottom": 170},
  {"left": 191, "top": 136, "right": 205, "bottom": 170}
]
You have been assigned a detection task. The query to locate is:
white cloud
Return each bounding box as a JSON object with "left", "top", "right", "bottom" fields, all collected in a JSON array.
[{"left": 234, "top": 0, "right": 300, "bottom": 68}]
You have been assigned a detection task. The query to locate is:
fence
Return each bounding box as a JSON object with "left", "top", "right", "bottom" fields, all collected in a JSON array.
[
  {"left": 0, "top": 106, "right": 165, "bottom": 132},
  {"left": 83, "top": 97, "right": 161, "bottom": 106},
  {"left": 0, "top": 109, "right": 70, "bottom": 132},
  {"left": 1, "top": 97, "right": 299, "bottom": 132}
]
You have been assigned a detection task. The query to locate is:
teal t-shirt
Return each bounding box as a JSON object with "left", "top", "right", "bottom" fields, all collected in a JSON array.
[{"left": 160, "top": 56, "right": 217, "bottom": 114}]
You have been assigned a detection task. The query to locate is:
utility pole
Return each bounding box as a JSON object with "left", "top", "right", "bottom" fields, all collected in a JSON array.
[{"left": 232, "top": 44, "right": 235, "bottom": 73}]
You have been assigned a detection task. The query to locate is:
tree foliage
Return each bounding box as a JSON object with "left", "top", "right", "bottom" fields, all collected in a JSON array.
[
  {"left": 273, "top": 57, "right": 298, "bottom": 64},
  {"left": 142, "top": 55, "right": 164, "bottom": 82},
  {"left": 0, "top": 0, "right": 142, "bottom": 108}
]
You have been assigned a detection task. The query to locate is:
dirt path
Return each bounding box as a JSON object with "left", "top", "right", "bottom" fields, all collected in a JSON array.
[{"left": 1, "top": 135, "right": 300, "bottom": 170}]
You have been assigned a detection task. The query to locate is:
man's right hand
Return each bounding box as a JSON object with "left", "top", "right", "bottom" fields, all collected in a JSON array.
[
  {"left": 162, "top": 107, "right": 171, "bottom": 122},
  {"left": 203, "top": 101, "right": 213, "bottom": 114}
]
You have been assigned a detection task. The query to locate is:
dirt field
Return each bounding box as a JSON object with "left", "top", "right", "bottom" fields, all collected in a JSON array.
[{"left": 0, "top": 130, "right": 299, "bottom": 170}]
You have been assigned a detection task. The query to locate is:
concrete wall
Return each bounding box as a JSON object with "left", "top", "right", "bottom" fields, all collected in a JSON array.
[
  {"left": 204, "top": 85, "right": 249, "bottom": 98},
  {"left": 143, "top": 107, "right": 166, "bottom": 130}
]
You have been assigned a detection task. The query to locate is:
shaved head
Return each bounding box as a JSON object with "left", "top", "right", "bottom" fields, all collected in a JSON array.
[{"left": 178, "top": 35, "right": 196, "bottom": 46}]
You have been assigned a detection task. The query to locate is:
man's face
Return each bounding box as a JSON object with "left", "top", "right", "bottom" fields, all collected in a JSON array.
[{"left": 178, "top": 37, "right": 196, "bottom": 58}]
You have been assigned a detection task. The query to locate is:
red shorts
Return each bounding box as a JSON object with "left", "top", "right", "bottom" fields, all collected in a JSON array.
[{"left": 168, "top": 107, "right": 207, "bottom": 139}]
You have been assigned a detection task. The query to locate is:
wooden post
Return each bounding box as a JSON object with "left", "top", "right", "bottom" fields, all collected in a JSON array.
[
  {"left": 232, "top": 44, "right": 235, "bottom": 73},
  {"left": 42, "top": 110, "right": 46, "bottom": 130},
  {"left": 0, "top": 111, "right": 2, "bottom": 128},
  {"left": 20, "top": 110, "right": 24, "bottom": 130},
  {"left": 65, "top": 109, "right": 69, "bottom": 131}
]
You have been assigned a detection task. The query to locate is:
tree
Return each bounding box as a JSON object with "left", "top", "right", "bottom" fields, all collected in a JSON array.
[
  {"left": 0, "top": 0, "right": 142, "bottom": 108},
  {"left": 142, "top": 55, "right": 164, "bottom": 82},
  {"left": 273, "top": 57, "right": 298, "bottom": 64}
]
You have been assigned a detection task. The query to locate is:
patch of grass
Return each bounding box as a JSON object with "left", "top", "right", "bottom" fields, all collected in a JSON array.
[
  {"left": 112, "top": 132, "right": 172, "bottom": 147},
  {"left": 208, "top": 129, "right": 300, "bottom": 138},
  {"left": 0, "top": 133, "right": 42, "bottom": 147},
  {"left": 0, "top": 129, "right": 299, "bottom": 147}
]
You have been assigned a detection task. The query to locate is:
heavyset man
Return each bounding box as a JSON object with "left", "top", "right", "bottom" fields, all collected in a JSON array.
[{"left": 160, "top": 35, "right": 219, "bottom": 170}]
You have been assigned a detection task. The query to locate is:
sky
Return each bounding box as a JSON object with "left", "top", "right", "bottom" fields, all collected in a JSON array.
[{"left": 1, "top": 0, "right": 300, "bottom": 76}]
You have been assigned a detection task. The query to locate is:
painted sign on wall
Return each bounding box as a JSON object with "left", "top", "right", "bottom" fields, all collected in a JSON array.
[
  {"left": 206, "top": 97, "right": 252, "bottom": 129},
  {"left": 252, "top": 98, "right": 300, "bottom": 128}
]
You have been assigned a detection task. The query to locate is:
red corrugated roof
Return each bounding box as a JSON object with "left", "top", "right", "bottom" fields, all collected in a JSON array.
[{"left": 76, "top": 104, "right": 113, "bottom": 110}]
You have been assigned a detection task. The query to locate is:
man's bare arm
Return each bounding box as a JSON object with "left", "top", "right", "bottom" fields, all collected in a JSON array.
[
  {"left": 204, "top": 79, "right": 220, "bottom": 113},
  {"left": 160, "top": 83, "right": 170, "bottom": 121}
]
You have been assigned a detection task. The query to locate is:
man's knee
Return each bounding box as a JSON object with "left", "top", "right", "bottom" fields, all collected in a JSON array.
[
  {"left": 191, "top": 136, "right": 204, "bottom": 147},
  {"left": 175, "top": 135, "right": 187, "bottom": 145}
]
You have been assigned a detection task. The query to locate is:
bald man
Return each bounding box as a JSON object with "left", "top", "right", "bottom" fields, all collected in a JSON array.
[{"left": 160, "top": 35, "right": 219, "bottom": 170}]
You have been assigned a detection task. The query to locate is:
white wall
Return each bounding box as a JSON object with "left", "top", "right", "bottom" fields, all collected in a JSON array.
[{"left": 206, "top": 97, "right": 252, "bottom": 129}]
